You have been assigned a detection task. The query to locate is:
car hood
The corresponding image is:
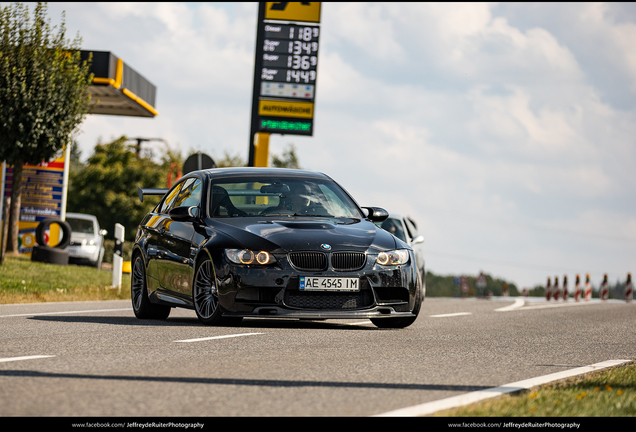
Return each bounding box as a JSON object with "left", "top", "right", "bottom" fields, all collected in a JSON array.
[
  {"left": 70, "top": 232, "right": 100, "bottom": 244},
  {"left": 206, "top": 217, "right": 400, "bottom": 253}
]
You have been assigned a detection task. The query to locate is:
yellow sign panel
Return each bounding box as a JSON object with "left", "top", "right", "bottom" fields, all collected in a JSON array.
[
  {"left": 259, "top": 100, "right": 314, "bottom": 119},
  {"left": 265, "top": 2, "right": 321, "bottom": 23}
]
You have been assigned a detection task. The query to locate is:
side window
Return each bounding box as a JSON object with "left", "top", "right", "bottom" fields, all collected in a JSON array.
[
  {"left": 380, "top": 218, "right": 407, "bottom": 242},
  {"left": 174, "top": 178, "right": 202, "bottom": 208},
  {"left": 404, "top": 218, "right": 418, "bottom": 243},
  {"left": 158, "top": 183, "right": 183, "bottom": 214}
]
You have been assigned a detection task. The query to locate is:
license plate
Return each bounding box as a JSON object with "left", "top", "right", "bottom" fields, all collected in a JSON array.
[{"left": 299, "top": 276, "right": 359, "bottom": 291}]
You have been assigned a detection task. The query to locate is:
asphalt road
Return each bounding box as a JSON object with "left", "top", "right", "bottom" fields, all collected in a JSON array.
[{"left": 1, "top": 297, "right": 634, "bottom": 417}]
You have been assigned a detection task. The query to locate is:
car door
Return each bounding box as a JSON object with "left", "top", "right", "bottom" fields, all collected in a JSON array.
[
  {"left": 144, "top": 183, "right": 183, "bottom": 292},
  {"left": 403, "top": 217, "right": 424, "bottom": 280},
  {"left": 158, "top": 177, "right": 203, "bottom": 297}
]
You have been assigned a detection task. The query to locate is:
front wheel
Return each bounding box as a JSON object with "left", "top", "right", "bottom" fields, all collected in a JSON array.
[
  {"left": 371, "top": 285, "right": 422, "bottom": 329},
  {"left": 192, "top": 257, "right": 242, "bottom": 325},
  {"left": 131, "top": 254, "right": 170, "bottom": 320}
]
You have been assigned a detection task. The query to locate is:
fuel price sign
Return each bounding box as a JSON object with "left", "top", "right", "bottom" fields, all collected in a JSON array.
[{"left": 250, "top": 2, "right": 321, "bottom": 148}]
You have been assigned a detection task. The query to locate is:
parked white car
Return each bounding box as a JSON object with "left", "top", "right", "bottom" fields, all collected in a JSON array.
[{"left": 66, "top": 213, "right": 107, "bottom": 268}]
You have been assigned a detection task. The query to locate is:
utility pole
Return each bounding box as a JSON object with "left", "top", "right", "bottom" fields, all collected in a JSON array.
[{"left": 129, "top": 137, "right": 168, "bottom": 158}]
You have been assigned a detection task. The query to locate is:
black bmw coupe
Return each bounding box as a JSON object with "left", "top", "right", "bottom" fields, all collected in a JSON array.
[{"left": 132, "top": 167, "right": 424, "bottom": 328}]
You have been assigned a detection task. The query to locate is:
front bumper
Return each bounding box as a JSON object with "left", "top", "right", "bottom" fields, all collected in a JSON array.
[
  {"left": 213, "top": 251, "right": 421, "bottom": 319},
  {"left": 242, "top": 305, "right": 417, "bottom": 320},
  {"left": 67, "top": 244, "right": 100, "bottom": 262}
]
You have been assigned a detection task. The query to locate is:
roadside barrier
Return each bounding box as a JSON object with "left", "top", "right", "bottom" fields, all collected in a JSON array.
[
  {"left": 625, "top": 273, "right": 632, "bottom": 303},
  {"left": 600, "top": 274, "right": 609, "bottom": 301},
  {"left": 545, "top": 277, "right": 552, "bottom": 301},
  {"left": 573, "top": 274, "right": 581, "bottom": 302},
  {"left": 584, "top": 274, "right": 592, "bottom": 301},
  {"left": 562, "top": 275, "right": 568, "bottom": 301}
]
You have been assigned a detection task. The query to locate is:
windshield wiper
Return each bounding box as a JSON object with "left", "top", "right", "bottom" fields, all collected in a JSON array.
[{"left": 292, "top": 213, "right": 331, "bottom": 217}]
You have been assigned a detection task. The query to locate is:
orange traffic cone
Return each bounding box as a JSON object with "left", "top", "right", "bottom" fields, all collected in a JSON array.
[
  {"left": 546, "top": 277, "right": 552, "bottom": 301},
  {"left": 626, "top": 273, "right": 633, "bottom": 303},
  {"left": 562, "top": 275, "right": 568, "bottom": 301},
  {"left": 553, "top": 276, "right": 560, "bottom": 301}
]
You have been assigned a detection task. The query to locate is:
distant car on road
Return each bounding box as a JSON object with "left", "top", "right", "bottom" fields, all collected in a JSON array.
[
  {"left": 132, "top": 167, "right": 424, "bottom": 328},
  {"left": 375, "top": 214, "right": 425, "bottom": 284},
  {"left": 66, "top": 213, "right": 107, "bottom": 268}
]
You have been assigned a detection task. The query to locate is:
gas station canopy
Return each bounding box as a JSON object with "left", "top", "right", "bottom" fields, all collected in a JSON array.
[{"left": 80, "top": 51, "right": 158, "bottom": 118}]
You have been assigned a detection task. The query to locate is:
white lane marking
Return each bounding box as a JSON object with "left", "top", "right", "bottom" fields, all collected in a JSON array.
[
  {"left": 495, "top": 298, "right": 525, "bottom": 312},
  {"left": 0, "top": 355, "right": 56, "bottom": 363},
  {"left": 517, "top": 301, "right": 597, "bottom": 311},
  {"left": 174, "top": 333, "right": 264, "bottom": 343},
  {"left": 374, "top": 359, "right": 631, "bottom": 417},
  {"left": 430, "top": 312, "right": 472, "bottom": 318},
  {"left": 0, "top": 308, "right": 131, "bottom": 318}
]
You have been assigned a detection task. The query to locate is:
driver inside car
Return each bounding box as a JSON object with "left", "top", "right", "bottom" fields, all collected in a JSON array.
[
  {"left": 289, "top": 183, "right": 329, "bottom": 216},
  {"left": 259, "top": 182, "right": 328, "bottom": 216}
]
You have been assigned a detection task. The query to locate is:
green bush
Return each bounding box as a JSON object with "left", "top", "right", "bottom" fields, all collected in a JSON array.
[{"left": 102, "top": 239, "right": 133, "bottom": 263}]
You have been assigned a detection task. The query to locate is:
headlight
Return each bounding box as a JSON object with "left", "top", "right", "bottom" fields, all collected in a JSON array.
[
  {"left": 225, "top": 249, "right": 276, "bottom": 265},
  {"left": 376, "top": 250, "right": 409, "bottom": 266}
]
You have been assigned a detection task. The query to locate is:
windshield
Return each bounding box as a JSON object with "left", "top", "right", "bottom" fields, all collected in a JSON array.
[
  {"left": 67, "top": 218, "right": 95, "bottom": 235},
  {"left": 209, "top": 176, "right": 362, "bottom": 218}
]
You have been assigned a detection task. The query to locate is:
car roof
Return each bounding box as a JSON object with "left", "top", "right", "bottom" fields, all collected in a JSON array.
[
  {"left": 385, "top": 214, "right": 419, "bottom": 230},
  {"left": 199, "top": 167, "right": 331, "bottom": 181},
  {"left": 66, "top": 212, "right": 98, "bottom": 221}
]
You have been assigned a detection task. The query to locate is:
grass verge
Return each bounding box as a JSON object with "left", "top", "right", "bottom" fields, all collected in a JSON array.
[
  {"left": 431, "top": 362, "right": 636, "bottom": 416},
  {"left": 0, "top": 253, "right": 130, "bottom": 304}
]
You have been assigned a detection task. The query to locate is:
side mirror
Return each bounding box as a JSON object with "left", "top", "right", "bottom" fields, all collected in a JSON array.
[
  {"left": 412, "top": 235, "right": 424, "bottom": 245},
  {"left": 169, "top": 206, "right": 199, "bottom": 222},
  {"left": 362, "top": 207, "right": 389, "bottom": 222}
]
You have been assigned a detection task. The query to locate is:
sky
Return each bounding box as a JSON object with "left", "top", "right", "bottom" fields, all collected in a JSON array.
[{"left": 31, "top": 2, "right": 636, "bottom": 290}]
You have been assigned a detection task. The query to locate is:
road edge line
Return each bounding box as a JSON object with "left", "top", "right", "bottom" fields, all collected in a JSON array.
[
  {"left": 373, "top": 359, "right": 631, "bottom": 417},
  {"left": 494, "top": 298, "right": 524, "bottom": 312}
]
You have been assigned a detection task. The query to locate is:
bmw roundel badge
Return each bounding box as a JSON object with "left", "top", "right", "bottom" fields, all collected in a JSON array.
[{"left": 321, "top": 244, "right": 332, "bottom": 251}]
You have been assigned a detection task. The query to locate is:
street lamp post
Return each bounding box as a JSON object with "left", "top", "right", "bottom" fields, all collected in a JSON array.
[{"left": 129, "top": 137, "right": 168, "bottom": 158}]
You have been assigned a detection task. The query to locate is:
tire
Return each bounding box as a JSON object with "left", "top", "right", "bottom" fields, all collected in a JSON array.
[
  {"left": 371, "top": 285, "right": 423, "bottom": 329},
  {"left": 31, "top": 245, "right": 69, "bottom": 265},
  {"left": 193, "top": 257, "right": 242, "bottom": 326},
  {"left": 35, "top": 219, "right": 72, "bottom": 249},
  {"left": 131, "top": 254, "right": 171, "bottom": 320}
]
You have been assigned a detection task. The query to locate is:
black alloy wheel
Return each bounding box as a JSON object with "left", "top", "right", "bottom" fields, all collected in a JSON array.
[
  {"left": 131, "top": 254, "right": 171, "bottom": 320},
  {"left": 371, "top": 284, "right": 422, "bottom": 329},
  {"left": 193, "top": 257, "right": 242, "bottom": 325}
]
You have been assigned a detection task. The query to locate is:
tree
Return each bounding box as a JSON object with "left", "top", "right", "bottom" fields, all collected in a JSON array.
[
  {"left": 214, "top": 150, "right": 246, "bottom": 168},
  {"left": 211, "top": 143, "right": 302, "bottom": 168},
  {"left": 67, "top": 136, "right": 182, "bottom": 242},
  {"left": 0, "top": 2, "right": 92, "bottom": 254},
  {"left": 271, "top": 143, "right": 301, "bottom": 169}
]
